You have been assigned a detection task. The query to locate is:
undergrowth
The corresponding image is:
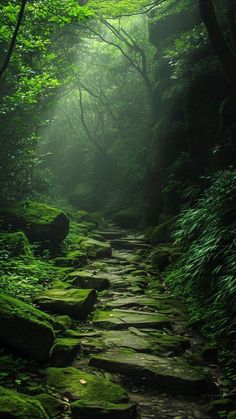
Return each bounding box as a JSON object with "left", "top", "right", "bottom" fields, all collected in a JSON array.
[{"left": 165, "top": 169, "right": 236, "bottom": 385}]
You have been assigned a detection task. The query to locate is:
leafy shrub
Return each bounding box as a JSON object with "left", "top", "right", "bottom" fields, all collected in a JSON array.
[{"left": 165, "top": 170, "right": 236, "bottom": 382}]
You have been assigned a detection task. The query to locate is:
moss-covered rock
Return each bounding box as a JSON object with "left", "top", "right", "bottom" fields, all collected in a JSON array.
[
  {"left": 113, "top": 208, "right": 142, "bottom": 228},
  {"left": 53, "top": 314, "right": 72, "bottom": 332},
  {"left": 0, "top": 231, "right": 32, "bottom": 258},
  {"left": 67, "top": 270, "right": 110, "bottom": 290},
  {"left": 228, "top": 411, "right": 236, "bottom": 419},
  {"left": 75, "top": 210, "right": 103, "bottom": 226},
  {"left": 2, "top": 201, "right": 69, "bottom": 244},
  {"left": 54, "top": 251, "right": 87, "bottom": 268},
  {"left": 34, "top": 394, "right": 64, "bottom": 418},
  {"left": 50, "top": 337, "right": 81, "bottom": 366},
  {"left": 0, "top": 386, "right": 48, "bottom": 418},
  {"left": 71, "top": 400, "right": 136, "bottom": 418},
  {"left": 78, "top": 237, "right": 112, "bottom": 258},
  {"left": 0, "top": 293, "right": 54, "bottom": 361},
  {"left": 34, "top": 288, "right": 97, "bottom": 320},
  {"left": 45, "top": 367, "right": 129, "bottom": 412},
  {"left": 90, "top": 349, "right": 210, "bottom": 395}
]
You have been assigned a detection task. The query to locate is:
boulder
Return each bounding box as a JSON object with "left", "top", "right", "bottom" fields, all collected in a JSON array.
[
  {"left": 54, "top": 251, "right": 87, "bottom": 268},
  {"left": 146, "top": 220, "right": 174, "bottom": 244},
  {"left": 2, "top": 201, "right": 69, "bottom": 244},
  {"left": 0, "top": 293, "right": 54, "bottom": 361},
  {"left": 78, "top": 237, "right": 112, "bottom": 258},
  {"left": 34, "top": 288, "right": 97, "bottom": 320},
  {"left": 113, "top": 208, "right": 142, "bottom": 228},
  {"left": 0, "top": 386, "right": 48, "bottom": 418},
  {"left": 0, "top": 231, "right": 32, "bottom": 258}
]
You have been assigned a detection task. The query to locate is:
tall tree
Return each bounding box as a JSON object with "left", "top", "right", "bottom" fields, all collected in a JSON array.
[{"left": 199, "top": 0, "right": 236, "bottom": 82}]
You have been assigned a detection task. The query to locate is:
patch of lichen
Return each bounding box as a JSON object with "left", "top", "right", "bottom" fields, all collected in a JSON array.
[{"left": 0, "top": 386, "right": 48, "bottom": 418}]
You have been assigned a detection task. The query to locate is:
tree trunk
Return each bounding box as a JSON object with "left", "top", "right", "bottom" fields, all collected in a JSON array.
[
  {"left": 199, "top": 0, "right": 236, "bottom": 83},
  {"left": 0, "top": 0, "right": 27, "bottom": 79}
]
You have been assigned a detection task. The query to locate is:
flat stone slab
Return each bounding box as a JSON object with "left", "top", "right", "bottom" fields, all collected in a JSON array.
[
  {"left": 93, "top": 309, "right": 172, "bottom": 330},
  {"left": 105, "top": 296, "right": 184, "bottom": 316},
  {"left": 90, "top": 349, "right": 210, "bottom": 395},
  {"left": 67, "top": 270, "right": 110, "bottom": 290},
  {"left": 35, "top": 288, "right": 97, "bottom": 320},
  {"left": 100, "top": 329, "right": 190, "bottom": 355},
  {"left": 111, "top": 239, "right": 148, "bottom": 250}
]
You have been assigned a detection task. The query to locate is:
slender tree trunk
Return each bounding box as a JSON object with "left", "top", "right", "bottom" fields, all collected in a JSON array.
[
  {"left": 228, "top": 0, "right": 236, "bottom": 50},
  {"left": 0, "top": 0, "right": 27, "bottom": 79},
  {"left": 199, "top": 0, "right": 236, "bottom": 82}
]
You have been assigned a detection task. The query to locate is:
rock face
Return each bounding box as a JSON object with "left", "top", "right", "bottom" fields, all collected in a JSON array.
[
  {"left": 0, "top": 231, "right": 32, "bottom": 257},
  {"left": 90, "top": 349, "right": 209, "bottom": 395},
  {"left": 46, "top": 367, "right": 135, "bottom": 418},
  {"left": 0, "top": 293, "right": 55, "bottom": 361},
  {"left": 34, "top": 288, "right": 97, "bottom": 320},
  {"left": 2, "top": 201, "right": 69, "bottom": 244},
  {"left": 0, "top": 386, "right": 48, "bottom": 418}
]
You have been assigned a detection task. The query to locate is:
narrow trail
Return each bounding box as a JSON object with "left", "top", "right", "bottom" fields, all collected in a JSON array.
[{"left": 58, "top": 222, "right": 218, "bottom": 418}]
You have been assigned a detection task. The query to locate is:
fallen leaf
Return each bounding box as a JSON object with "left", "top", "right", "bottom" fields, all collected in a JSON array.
[{"left": 80, "top": 379, "right": 87, "bottom": 385}]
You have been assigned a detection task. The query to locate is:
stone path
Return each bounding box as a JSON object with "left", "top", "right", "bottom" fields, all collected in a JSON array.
[
  {"left": 51, "top": 222, "right": 217, "bottom": 418},
  {"left": 28, "top": 222, "right": 219, "bottom": 418}
]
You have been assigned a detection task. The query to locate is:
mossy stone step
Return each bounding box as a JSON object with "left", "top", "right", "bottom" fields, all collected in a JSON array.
[
  {"left": 105, "top": 296, "right": 184, "bottom": 316},
  {"left": 34, "top": 288, "right": 97, "bottom": 320},
  {"left": 89, "top": 349, "right": 210, "bottom": 396},
  {"left": 0, "top": 386, "right": 48, "bottom": 418},
  {"left": 100, "top": 329, "right": 189, "bottom": 355},
  {"left": 0, "top": 293, "right": 55, "bottom": 362},
  {"left": 67, "top": 270, "right": 110, "bottom": 290},
  {"left": 46, "top": 367, "right": 135, "bottom": 417},
  {"left": 93, "top": 309, "right": 172, "bottom": 330}
]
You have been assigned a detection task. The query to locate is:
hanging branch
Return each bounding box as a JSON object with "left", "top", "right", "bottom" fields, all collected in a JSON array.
[
  {"left": 77, "top": 87, "right": 107, "bottom": 155},
  {"left": 0, "top": 0, "right": 27, "bottom": 79}
]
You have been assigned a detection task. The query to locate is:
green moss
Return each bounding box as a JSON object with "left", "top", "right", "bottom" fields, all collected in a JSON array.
[
  {"left": 3, "top": 201, "right": 69, "bottom": 243},
  {"left": 145, "top": 220, "right": 174, "bottom": 244},
  {"left": 34, "top": 288, "right": 97, "bottom": 320},
  {"left": 0, "top": 231, "right": 32, "bottom": 258},
  {"left": 228, "top": 411, "right": 236, "bottom": 419},
  {"left": 53, "top": 314, "right": 72, "bottom": 331},
  {"left": 46, "top": 366, "right": 128, "bottom": 403},
  {"left": 54, "top": 251, "right": 87, "bottom": 268},
  {"left": 0, "top": 386, "right": 48, "bottom": 418},
  {"left": 77, "top": 237, "right": 112, "bottom": 258},
  {"left": 0, "top": 293, "right": 55, "bottom": 361},
  {"left": 34, "top": 394, "right": 64, "bottom": 418}
]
